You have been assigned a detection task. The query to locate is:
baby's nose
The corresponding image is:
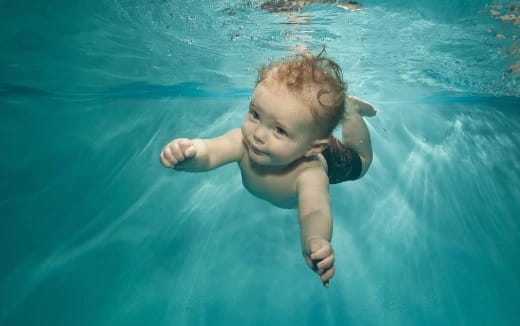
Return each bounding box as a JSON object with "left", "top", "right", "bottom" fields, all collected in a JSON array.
[{"left": 253, "top": 126, "right": 267, "bottom": 143}]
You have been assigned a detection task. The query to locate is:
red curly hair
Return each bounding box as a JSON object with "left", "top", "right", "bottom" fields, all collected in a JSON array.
[{"left": 256, "top": 49, "right": 347, "bottom": 138}]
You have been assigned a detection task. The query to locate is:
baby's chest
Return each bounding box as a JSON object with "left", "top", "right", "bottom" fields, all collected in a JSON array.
[{"left": 238, "top": 163, "right": 298, "bottom": 209}]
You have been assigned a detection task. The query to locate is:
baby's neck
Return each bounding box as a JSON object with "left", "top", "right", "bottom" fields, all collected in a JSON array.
[{"left": 249, "top": 156, "right": 311, "bottom": 175}]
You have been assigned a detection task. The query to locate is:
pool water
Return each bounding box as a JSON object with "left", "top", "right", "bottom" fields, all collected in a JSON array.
[{"left": 1, "top": 0, "right": 519, "bottom": 325}]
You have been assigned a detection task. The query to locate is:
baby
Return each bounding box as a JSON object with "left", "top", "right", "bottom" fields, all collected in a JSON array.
[{"left": 160, "top": 50, "right": 375, "bottom": 287}]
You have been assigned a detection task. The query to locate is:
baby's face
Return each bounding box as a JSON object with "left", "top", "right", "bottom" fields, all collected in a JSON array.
[{"left": 241, "top": 81, "right": 319, "bottom": 167}]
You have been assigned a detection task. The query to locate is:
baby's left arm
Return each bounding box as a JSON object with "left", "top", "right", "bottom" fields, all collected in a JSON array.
[{"left": 296, "top": 167, "right": 335, "bottom": 288}]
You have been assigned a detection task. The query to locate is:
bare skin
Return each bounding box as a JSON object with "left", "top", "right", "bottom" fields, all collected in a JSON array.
[{"left": 160, "top": 80, "right": 375, "bottom": 288}]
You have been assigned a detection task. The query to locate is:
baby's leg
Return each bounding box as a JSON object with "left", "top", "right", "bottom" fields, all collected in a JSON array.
[{"left": 339, "top": 96, "right": 375, "bottom": 176}]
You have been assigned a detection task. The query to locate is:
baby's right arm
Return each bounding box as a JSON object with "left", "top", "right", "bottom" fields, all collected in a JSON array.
[{"left": 160, "top": 128, "right": 244, "bottom": 172}]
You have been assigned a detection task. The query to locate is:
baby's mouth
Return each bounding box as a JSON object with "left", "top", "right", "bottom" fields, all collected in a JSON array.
[{"left": 248, "top": 141, "right": 266, "bottom": 156}]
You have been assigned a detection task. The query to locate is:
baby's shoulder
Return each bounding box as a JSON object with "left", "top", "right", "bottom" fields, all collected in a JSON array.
[
  {"left": 223, "top": 128, "right": 246, "bottom": 157},
  {"left": 294, "top": 156, "right": 329, "bottom": 185},
  {"left": 226, "top": 128, "right": 245, "bottom": 143}
]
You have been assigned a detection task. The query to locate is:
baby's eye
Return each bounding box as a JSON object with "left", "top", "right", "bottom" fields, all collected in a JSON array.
[
  {"left": 275, "top": 127, "right": 287, "bottom": 136},
  {"left": 250, "top": 109, "right": 260, "bottom": 120}
]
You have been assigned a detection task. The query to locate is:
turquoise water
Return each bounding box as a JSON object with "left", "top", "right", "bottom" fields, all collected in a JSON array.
[{"left": 1, "top": 0, "right": 519, "bottom": 325}]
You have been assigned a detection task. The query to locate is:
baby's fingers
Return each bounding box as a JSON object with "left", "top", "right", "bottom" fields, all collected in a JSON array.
[
  {"left": 177, "top": 139, "right": 197, "bottom": 158},
  {"left": 183, "top": 145, "right": 196, "bottom": 158},
  {"left": 321, "top": 266, "right": 335, "bottom": 288},
  {"left": 160, "top": 148, "right": 178, "bottom": 167},
  {"left": 170, "top": 141, "right": 186, "bottom": 161},
  {"left": 317, "top": 254, "right": 335, "bottom": 273},
  {"left": 311, "top": 245, "right": 333, "bottom": 261}
]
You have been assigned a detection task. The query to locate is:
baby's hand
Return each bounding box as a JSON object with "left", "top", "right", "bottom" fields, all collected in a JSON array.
[
  {"left": 160, "top": 138, "right": 197, "bottom": 169},
  {"left": 346, "top": 96, "right": 377, "bottom": 117},
  {"left": 303, "top": 238, "right": 335, "bottom": 288}
]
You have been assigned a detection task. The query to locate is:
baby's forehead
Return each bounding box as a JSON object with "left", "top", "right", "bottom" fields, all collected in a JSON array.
[
  {"left": 256, "top": 82, "right": 332, "bottom": 117},
  {"left": 252, "top": 80, "right": 314, "bottom": 106},
  {"left": 252, "top": 83, "right": 318, "bottom": 125},
  {"left": 256, "top": 71, "right": 320, "bottom": 98}
]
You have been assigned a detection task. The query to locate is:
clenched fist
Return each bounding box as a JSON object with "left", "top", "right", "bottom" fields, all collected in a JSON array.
[{"left": 160, "top": 138, "right": 197, "bottom": 169}]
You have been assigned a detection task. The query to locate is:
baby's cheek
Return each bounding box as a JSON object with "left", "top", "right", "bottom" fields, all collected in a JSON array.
[{"left": 240, "top": 123, "right": 249, "bottom": 136}]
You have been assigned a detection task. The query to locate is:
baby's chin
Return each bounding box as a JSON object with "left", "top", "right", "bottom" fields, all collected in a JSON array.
[
  {"left": 251, "top": 154, "right": 309, "bottom": 171},
  {"left": 248, "top": 151, "right": 287, "bottom": 167},
  {"left": 247, "top": 148, "right": 271, "bottom": 164}
]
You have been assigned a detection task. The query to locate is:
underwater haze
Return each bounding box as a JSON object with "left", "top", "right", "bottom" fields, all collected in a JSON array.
[{"left": 1, "top": 0, "right": 519, "bottom": 325}]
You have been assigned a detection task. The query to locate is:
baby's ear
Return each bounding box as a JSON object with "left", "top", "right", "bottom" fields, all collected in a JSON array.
[{"left": 304, "top": 138, "right": 329, "bottom": 157}]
